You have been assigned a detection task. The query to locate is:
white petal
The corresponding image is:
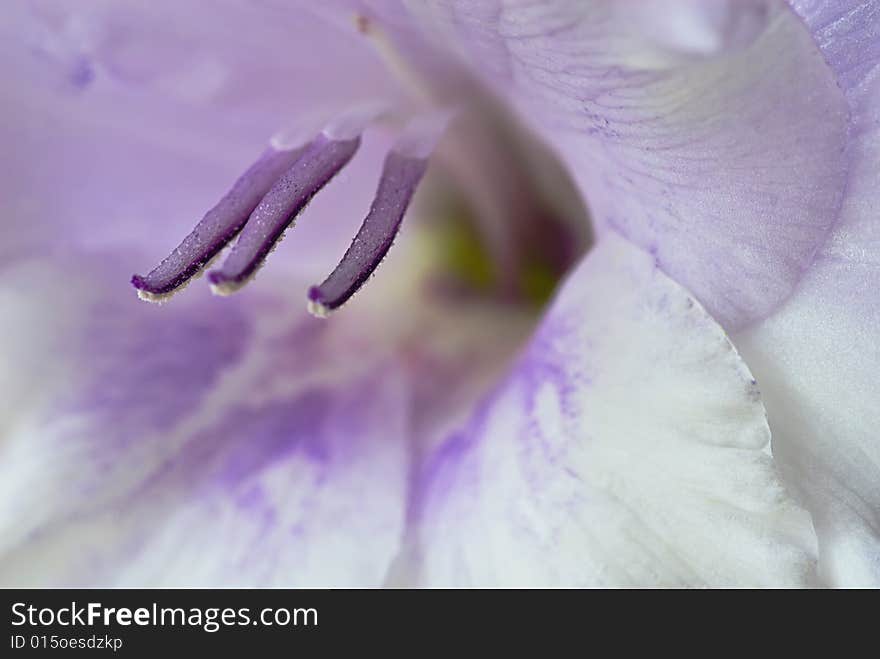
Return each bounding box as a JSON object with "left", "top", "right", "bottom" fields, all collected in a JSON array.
[
  {"left": 0, "top": 244, "right": 535, "bottom": 586},
  {"left": 0, "top": 256, "right": 412, "bottom": 586},
  {"left": 734, "top": 0, "right": 880, "bottom": 587},
  {"left": 414, "top": 234, "right": 816, "bottom": 586}
]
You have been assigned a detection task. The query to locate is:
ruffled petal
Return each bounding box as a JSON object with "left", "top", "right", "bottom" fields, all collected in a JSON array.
[
  {"left": 734, "top": 1, "right": 880, "bottom": 586},
  {"left": 412, "top": 234, "right": 815, "bottom": 587},
  {"left": 397, "top": 0, "right": 850, "bottom": 329}
]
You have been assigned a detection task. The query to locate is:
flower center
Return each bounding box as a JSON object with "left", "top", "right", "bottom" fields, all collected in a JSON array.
[
  {"left": 414, "top": 105, "right": 591, "bottom": 309},
  {"left": 131, "top": 13, "right": 590, "bottom": 316}
]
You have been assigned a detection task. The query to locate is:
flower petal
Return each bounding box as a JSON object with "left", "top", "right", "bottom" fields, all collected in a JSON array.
[
  {"left": 0, "top": 0, "right": 396, "bottom": 256},
  {"left": 401, "top": 0, "right": 850, "bottom": 329},
  {"left": 412, "top": 234, "right": 815, "bottom": 586},
  {"left": 0, "top": 255, "right": 413, "bottom": 586},
  {"left": 0, "top": 219, "right": 538, "bottom": 586},
  {"left": 734, "top": 1, "right": 880, "bottom": 586}
]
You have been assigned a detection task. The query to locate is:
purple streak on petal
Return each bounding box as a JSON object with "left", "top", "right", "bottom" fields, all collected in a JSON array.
[
  {"left": 307, "top": 151, "right": 427, "bottom": 315},
  {"left": 208, "top": 134, "right": 360, "bottom": 295},
  {"left": 131, "top": 146, "right": 303, "bottom": 301}
]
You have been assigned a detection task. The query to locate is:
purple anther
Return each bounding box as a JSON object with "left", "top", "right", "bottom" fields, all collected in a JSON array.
[
  {"left": 208, "top": 133, "right": 360, "bottom": 295},
  {"left": 307, "top": 150, "right": 428, "bottom": 316},
  {"left": 131, "top": 146, "right": 303, "bottom": 302}
]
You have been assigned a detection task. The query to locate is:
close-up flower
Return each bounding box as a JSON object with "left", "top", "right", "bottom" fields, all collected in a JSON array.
[{"left": 1, "top": 0, "right": 877, "bottom": 588}]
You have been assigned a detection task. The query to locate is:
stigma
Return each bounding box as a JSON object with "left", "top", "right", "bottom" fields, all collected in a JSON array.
[{"left": 132, "top": 110, "right": 444, "bottom": 316}]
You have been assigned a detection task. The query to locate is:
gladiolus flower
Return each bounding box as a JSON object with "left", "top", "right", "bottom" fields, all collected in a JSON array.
[{"left": 1, "top": 0, "right": 877, "bottom": 587}]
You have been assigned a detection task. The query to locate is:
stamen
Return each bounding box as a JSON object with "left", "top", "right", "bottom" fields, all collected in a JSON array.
[
  {"left": 131, "top": 146, "right": 303, "bottom": 302},
  {"left": 307, "top": 150, "right": 428, "bottom": 316},
  {"left": 207, "top": 133, "right": 360, "bottom": 295}
]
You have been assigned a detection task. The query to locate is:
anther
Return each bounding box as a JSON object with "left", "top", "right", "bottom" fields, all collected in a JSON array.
[
  {"left": 131, "top": 146, "right": 303, "bottom": 302},
  {"left": 307, "top": 151, "right": 428, "bottom": 316},
  {"left": 207, "top": 133, "right": 360, "bottom": 295}
]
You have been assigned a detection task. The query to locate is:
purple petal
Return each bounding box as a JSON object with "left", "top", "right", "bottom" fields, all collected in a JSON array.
[
  {"left": 412, "top": 235, "right": 816, "bottom": 586},
  {"left": 208, "top": 134, "right": 361, "bottom": 294}
]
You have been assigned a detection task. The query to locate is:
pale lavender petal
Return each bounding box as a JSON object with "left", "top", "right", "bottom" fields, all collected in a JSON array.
[
  {"left": 399, "top": 0, "right": 850, "bottom": 329},
  {"left": 8, "top": 0, "right": 394, "bottom": 116},
  {"left": 308, "top": 150, "right": 428, "bottom": 315},
  {"left": 208, "top": 134, "right": 361, "bottom": 294},
  {"left": 412, "top": 235, "right": 815, "bottom": 587},
  {"left": 0, "top": 0, "right": 395, "bottom": 256},
  {"left": 735, "top": 1, "right": 880, "bottom": 586}
]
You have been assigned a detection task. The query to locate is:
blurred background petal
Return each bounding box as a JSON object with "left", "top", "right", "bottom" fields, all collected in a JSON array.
[{"left": 0, "top": 0, "right": 398, "bottom": 260}]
